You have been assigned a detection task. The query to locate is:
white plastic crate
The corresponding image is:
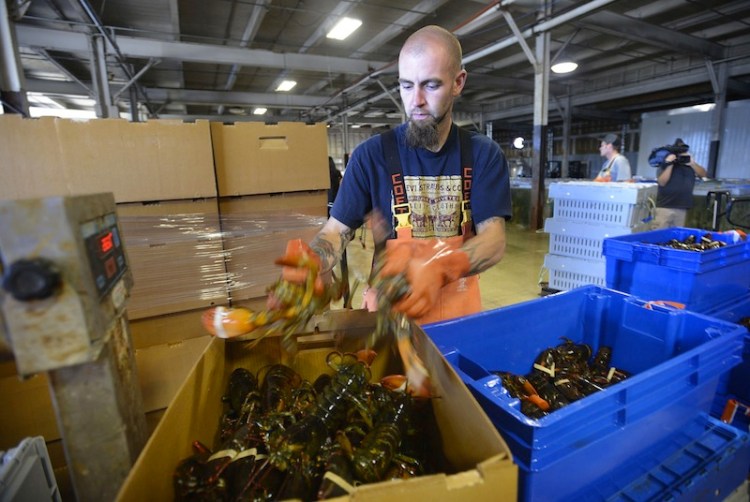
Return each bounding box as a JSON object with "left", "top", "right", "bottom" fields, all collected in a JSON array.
[
  {"left": 548, "top": 181, "right": 657, "bottom": 227},
  {"left": 544, "top": 218, "right": 652, "bottom": 261},
  {"left": 544, "top": 253, "right": 606, "bottom": 291},
  {"left": 0, "top": 437, "right": 60, "bottom": 502}
]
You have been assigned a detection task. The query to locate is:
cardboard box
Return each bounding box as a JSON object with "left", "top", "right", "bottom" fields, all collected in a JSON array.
[
  {"left": 211, "top": 122, "right": 329, "bottom": 196},
  {"left": 0, "top": 334, "right": 211, "bottom": 452},
  {"left": 0, "top": 116, "right": 216, "bottom": 203},
  {"left": 129, "top": 309, "right": 214, "bottom": 350},
  {"left": 219, "top": 191, "right": 327, "bottom": 301},
  {"left": 117, "top": 310, "right": 518, "bottom": 501},
  {"left": 117, "top": 199, "right": 229, "bottom": 319}
]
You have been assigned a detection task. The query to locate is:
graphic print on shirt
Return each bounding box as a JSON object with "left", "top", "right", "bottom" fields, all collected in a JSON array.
[{"left": 397, "top": 174, "right": 463, "bottom": 238}]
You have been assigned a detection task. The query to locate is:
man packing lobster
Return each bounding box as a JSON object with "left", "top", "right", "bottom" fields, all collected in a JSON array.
[
  {"left": 313, "top": 24, "right": 511, "bottom": 323},
  {"left": 204, "top": 25, "right": 512, "bottom": 394}
]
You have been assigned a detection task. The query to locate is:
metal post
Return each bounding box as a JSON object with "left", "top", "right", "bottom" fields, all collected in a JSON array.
[
  {"left": 0, "top": 0, "right": 29, "bottom": 115},
  {"left": 89, "top": 34, "right": 114, "bottom": 118},
  {"left": 530, "top": 1, "right": 551, "bottom": 231},
  {"left": 48, "top": 317, "right": 147, "bottom": 501},
  {"left": 707, "top": 61, "right": 728, "bottom": 179}
]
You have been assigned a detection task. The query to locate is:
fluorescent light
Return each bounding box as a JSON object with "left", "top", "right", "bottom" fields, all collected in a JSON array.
[
  {"left": 551, "top": 61, "right": 578, "bottom": 74},
  {"left": 29, "top": 107, "right": 96, "bottom": 119},
  {"left": 326, "top": 17, "right": 362, "bottom": 40},
  {"left": 253, "top": 107, "right": 267, "bottom": 115},
  {"left": 275, "top": 80, "right": 297, "bottom": 92},
  {"left": 512, "top": 137, "right": 525, "bottom": 149}
]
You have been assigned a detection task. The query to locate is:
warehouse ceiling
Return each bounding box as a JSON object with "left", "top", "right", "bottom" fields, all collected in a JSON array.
[{"left": 7, "top": 0, "right": 750, "bottom": 130}]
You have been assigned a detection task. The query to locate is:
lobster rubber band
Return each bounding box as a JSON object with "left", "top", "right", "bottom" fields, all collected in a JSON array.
[
  {"left": 208, "top": 448, "right": 238, "bottom": 462},
  {"left": 555, "top": 378, "right": 570, "bottom": 385},
  {"left": 213, "top": 306, "right": 229, "bottom": 339},
  {"left": 533, "top": 362, "right": 555, "bottom": 377},
  {"left": 607, "top": 367, "right": 616, "bottom": 382},
  {"left": 322, "top": 471, "right": 357, "bottom": 494},
  {"left": 231, "top": 448, "right": 258, "bottom": 462}
]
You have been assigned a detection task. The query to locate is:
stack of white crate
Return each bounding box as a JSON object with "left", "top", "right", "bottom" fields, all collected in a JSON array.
[{"left": 543, "top": 181, "right": 658, "bottom": 291}]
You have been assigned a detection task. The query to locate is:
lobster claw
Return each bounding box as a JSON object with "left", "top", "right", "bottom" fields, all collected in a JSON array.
[
  {"left": 274, "top": 239, "right": 320, "bottom": 268},
  {"left": 274, "top": 239, "right": 325, "bottom": 296},
  {"left": 355, "top": 349, "right": 378, "bottom": 367},
  {"left": 201, "top": 306, "right": 258, "bottom": 338}
]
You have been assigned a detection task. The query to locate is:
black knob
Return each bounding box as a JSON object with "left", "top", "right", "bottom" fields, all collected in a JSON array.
[{"left": 2, "top": 258, "right": 62, "bottom": 301}]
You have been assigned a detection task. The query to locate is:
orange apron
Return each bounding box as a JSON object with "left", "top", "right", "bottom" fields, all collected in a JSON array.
[
  {"left": 364, "top": 127, "right": 481, "bottom": 324},
  {"left": 362, "top": 221, "right": 482, "bottom": 325}
]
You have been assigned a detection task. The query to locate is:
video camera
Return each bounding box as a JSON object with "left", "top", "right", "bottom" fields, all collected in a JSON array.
[{"left": 648, "top": 142, "right": 690, "bottom": 168}]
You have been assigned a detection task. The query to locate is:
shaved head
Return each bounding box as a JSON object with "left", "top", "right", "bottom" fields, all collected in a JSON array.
[{"left": 400, "top": 25, "right": 463, "bottom": 75}]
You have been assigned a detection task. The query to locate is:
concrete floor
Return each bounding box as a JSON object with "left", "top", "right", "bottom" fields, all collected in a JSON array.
[{"left": 332, "top": 222, "right": 550, "bottom": 313}]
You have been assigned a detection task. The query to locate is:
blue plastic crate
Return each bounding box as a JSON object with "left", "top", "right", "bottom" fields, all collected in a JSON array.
[
  {"left": 423, "top": 286, "right": 745, "bottom": 502},
  {"left": 569, "top": 413, "right": 750, "bottom": 501},
  {"left": 702, "top": 292, "right": 750, "bottom": 405},
  {"left": 603, "top": 227, "right": 750, "bottom": 312}
]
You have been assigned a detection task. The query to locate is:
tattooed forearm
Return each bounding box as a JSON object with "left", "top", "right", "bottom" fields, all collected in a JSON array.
[
  {"left": 462, "top": 217, "right": 506, "bottom": 275},
  {"left": 310, "top": 227, "right": 355, "bottom": 273},
  {"left": 310, "top": 236, "right": 337, "bottom": 273}
]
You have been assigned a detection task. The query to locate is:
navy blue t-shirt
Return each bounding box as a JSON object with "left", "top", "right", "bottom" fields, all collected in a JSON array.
[
  {"left": 657, "top": 164, "right": 698, "bottom": 209},
  {"left": 330, "top": 123, "right": 512, "bottom": 238}
]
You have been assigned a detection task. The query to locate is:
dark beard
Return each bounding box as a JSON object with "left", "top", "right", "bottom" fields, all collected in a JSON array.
[{"left": 405, "top": 117, "right": 440, "bottom": 149}]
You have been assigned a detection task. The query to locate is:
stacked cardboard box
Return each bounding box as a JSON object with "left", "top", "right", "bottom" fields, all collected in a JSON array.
[{"left": 0, "top": 116, "right": 331, "bottom": 495}]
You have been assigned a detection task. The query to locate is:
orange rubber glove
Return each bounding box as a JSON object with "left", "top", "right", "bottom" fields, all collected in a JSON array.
[
  {"left": 378, "top": 239, "right": 471, "bottom": 319},
  {"left": 267, "top": 239, "right": 326, "bottom": 309}
]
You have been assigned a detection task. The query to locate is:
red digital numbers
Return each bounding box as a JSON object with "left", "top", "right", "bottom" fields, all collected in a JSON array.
[{"left": 100, "top": 232, "right": 114, "bottom": 254}]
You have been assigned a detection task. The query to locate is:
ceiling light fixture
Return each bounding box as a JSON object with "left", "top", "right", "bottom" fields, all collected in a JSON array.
[
  {"left": 512, "top": 137, "right": 525, "bottom": 149},
  {"left": 275, "top": 80, "right": 297, "bottom": 92},
  {"left": 253, "top": 107, "right": 267, "bottom": 115},
  {"left": 551, "top": 61, "right": 578, "bottom": 74},
  {"left": 327, "top": 17, "right": 362, "bottom": 40}
]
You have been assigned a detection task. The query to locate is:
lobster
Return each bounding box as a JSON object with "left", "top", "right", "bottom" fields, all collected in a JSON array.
[
  {"left": 201, "top": 239, "right": 344, "bottom": 352},
  {"left": 351, "top": 392, "right": 412, "bottom": 483}
]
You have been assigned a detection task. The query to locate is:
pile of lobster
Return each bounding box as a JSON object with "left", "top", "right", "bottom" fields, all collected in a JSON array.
[
  {"left": 173, "top": 351, "right": 441, "bottom": 501},
  {"left": 657, "top": 233, "right": 726, "bottom": 251},
  {"left": 494, "top": 338, "right": 630, "bottom": 419}
]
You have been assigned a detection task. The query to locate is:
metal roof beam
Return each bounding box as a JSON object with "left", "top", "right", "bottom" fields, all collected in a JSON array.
[
  {"left": 580, "top": 11, "right": 726, "bottom": 60},
  {"left": 25, "top": 77, "right": 331, "bottom": 108},
  {"left": 15, "top": 24, "right": 389, "bottom": 74}
]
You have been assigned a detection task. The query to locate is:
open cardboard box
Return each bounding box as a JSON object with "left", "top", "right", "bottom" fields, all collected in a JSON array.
[{"left": 117, "top": 309, "right": 517, "bottom": 501}]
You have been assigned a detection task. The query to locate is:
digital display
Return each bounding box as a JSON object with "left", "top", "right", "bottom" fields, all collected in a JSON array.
[
  {"left": 100, "top": 231, "right": 114, "bottom": 254},
  {"left": 83, "top": 214, "right": 127, "bottom": 298}
]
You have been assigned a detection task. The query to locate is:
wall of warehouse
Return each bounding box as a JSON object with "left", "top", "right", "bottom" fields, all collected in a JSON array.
[{"left": 638, "top": 99, "right": 750, "bottom": 179}]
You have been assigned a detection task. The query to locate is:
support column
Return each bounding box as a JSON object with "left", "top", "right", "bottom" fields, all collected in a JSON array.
[
  {"left": 530, "top": 2, "right": 551, "bottom": 231},
  {"left": 0, "top": 0, "right": 29, "bottom": 115},
  {"left": 89, "top": 34, "right": 117, "bottom": 118},
  {"left": 707, "top": 61, "right": 728, "bottom": 179},
  {"left": 561, "top": 95, "right": 572, "bottom": 178}
]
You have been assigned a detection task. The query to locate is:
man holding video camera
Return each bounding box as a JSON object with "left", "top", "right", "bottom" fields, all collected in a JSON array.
[{"left": 649, "top": 138, "right": 707, "bottom": 229}]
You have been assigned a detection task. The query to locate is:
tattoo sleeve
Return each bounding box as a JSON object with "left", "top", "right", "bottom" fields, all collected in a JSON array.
[{"left": 310, "top": 228, "right": 355, "bottom": 273}]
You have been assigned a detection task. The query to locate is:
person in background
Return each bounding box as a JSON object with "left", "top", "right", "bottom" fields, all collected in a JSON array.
[
  {"left": 594, "top": 133, "right": 632, "bottom": 182},
  {"left": 327, "top": 156, "right": 342, "bottom": 216},
  {"left": 285, "top": 25, "right": 512, "bottom": 324},
  {"left": 651, "top": 138, "right": 707, "bottom": 229}
]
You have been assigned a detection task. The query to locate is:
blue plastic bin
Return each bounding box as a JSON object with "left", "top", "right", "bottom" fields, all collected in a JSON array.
[
  {"left": 423, "top": 286, "right": 745, "bottom": 502},
  {"left": 570, "top": 413, "right": 749, "bottom": 502},
  {"left": 602, "top": 227, "right": 750, "bottom": 312},
  {"left": 702, "top": 292, "right": 750, "bottom": 409}
]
